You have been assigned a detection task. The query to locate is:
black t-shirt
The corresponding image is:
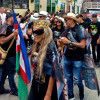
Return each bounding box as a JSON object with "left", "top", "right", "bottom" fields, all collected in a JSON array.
[
  {"left": 89, "top": 22, "right": 100, "bottom": 44},
  {"left": 83, "top": 17, "right": 91, "bottom": 25},
  {"left": 61, "top": 24, "right": 86, "bottom": 61},
  {"left": 1, "top": 25, "right": 16, "bottom": 58},
  {"left": 79, "top": 22, "right": 89, "bottom": 29},
  {"left": 52, "top": 27, "right": 64, "bottom": 40},
  {"left": 28, "top": 22, "right": 33, "bottom": 29}
]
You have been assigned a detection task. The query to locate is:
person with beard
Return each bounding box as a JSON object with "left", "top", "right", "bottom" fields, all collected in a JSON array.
[
  {"left": 57, "top": 13, "right": 86, "bottom": 100},
  {"left": 76, "top": 14, "right": 89, "bottom": 31},
  {"left": 82, "top": 12, "right": 91, "bottom": 25},
  {"left": 0, "top": 12, "right": 18, "bottom": 96}
]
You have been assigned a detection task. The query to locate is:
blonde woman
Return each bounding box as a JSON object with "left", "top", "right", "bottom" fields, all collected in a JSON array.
[{"left": 28, "top": 20, "right": 64, "bottom": 100}]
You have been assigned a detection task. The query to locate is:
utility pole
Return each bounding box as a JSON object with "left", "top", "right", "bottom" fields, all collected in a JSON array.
[{"left": 74, "top": 0, "right": 75, "bottom": 13}]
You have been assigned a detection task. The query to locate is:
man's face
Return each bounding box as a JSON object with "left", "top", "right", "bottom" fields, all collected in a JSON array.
[
  {"left": 77, "top": 17, "right": 83, "bottom": 22},
  {"left": 38, "top": 16, "right": 46, "bottom": 20},
  {"left": 65, "top": 18, "right": 74, "bottom": 27},
  {"left": 0, "top": 7, "right": 4, "bottom": 13},
  {"left": 92, "top": 17, "right": 97, "bottom": 23},
  {"left": 8, "top": 17, "right": 14, "bottom": 25},
  {"left": 82, "top": 14, "right": 87, "bottom": 20}
]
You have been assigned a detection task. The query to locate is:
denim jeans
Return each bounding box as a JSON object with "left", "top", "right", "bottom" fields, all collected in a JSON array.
[
  {"left": 0, "top": 65, "right": 3, "bottom": 81},
  {"left": 0, "top": 57, "right": 17, "bottom": 92},
  {"left": 63, "top": 56, "right": 84, "bottom": 97}
]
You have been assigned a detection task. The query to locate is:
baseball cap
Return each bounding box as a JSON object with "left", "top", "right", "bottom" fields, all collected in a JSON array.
[
  {"left": 39, "top": 11, "right": 48, "bottom": 17},
  {"left": 92, "top": 14, "right": 97, "bottom": 18},
  {"left": 6, "top": 12, "right": 19, "bottom": 20}
]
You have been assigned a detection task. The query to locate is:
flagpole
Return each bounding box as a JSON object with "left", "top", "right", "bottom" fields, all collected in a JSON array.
[
  {"left": 74, "top": 0, "right": 75, "bottom": 14},
  {"left": 12, "top": 0, "right": 13, "bottom": 11}
]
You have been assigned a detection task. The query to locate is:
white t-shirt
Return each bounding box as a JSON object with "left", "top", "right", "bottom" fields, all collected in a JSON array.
[
  {"left": 0, "top": 13, "right": 6, "bottom": 25},
  {"left": 20, "top": 23, "right": 27, "bottom": 35}
]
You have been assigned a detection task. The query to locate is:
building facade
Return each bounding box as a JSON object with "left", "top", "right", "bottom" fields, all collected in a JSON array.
[
  {"left": 67, "top": 0, "right": 83, "bottom": 14},
  {"left": 0, "top": 0, "right": 67, "bottom": 15},
  {"left": 82, "top": 0, "right": 100, "bottom": 13}
]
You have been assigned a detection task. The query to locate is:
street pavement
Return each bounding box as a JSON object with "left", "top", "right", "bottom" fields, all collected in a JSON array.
[{"left": 0, "top": 67, "right": 100, "bottom": 100}]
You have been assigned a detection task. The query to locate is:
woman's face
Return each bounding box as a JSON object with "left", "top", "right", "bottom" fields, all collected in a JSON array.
[
  {"left": 57, "top": 20, "right": 62, "bottom": 26},
  {"left": 33, "top": 26, "right": 44, "bottom": 43}
]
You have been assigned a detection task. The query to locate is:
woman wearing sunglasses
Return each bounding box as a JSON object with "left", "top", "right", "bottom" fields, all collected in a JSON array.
[
  {"left": 28, "top": 20, "right": 65, "bottom": 100},
  {"left": 52, "top": 17, "right": 65, "bottom": 47}
]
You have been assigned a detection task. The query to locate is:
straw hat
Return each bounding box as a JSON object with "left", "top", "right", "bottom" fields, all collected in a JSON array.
[{"left": 64, "top": 13, "right": 80, "bottom": 23}]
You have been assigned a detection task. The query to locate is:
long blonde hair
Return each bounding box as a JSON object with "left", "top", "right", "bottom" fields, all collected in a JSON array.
[{"left": 31, "top": 27, "right": 53, "bottom": 76}]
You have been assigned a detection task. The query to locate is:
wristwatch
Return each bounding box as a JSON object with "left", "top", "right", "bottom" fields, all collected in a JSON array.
[{"left": 69, "top": 41, "right": 73, "bottom": 47}]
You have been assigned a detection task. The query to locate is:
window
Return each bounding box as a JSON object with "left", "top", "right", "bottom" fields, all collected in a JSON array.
[
  {"left": 47, "top": 0, "right": 51, "bottom": 12},
  {"left": 35, "top": 0, "right": 39, "bottom": 12},
  {"left": 2, "top": 0, "right": 29, "bottom": 9},
  {"left": 2, "top": 0, "right": 12, "bottom": 8},
  {"left": 52, "top": 3, "right": 55, "bottom": 12}
]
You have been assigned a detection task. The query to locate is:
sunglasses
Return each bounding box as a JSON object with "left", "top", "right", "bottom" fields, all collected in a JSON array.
[
  {"left": 33, "top": 29, "right": 44, "bottom": 36},
  {"left": 39, "top": 16, "right": 43, "bottom": 18},
  {"left": 65, "top": 18, "right": 72, "bottom": 22},
  {"left": 57, "top": 21, "right": 62, "bottom": 23}
]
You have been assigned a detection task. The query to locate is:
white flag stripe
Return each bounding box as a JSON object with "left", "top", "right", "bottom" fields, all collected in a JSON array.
[
  {"left": 57, "top": 0, "right": 62, "bottom": 7},
  {"left": 20, "top": 50, "right": 26, "bottom": 73}
]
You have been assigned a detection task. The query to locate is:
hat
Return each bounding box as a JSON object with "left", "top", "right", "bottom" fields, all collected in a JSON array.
[
  {"left": 6, "top": 12, "right": 13, "bottom": 20},
  {"left": 6, "top": 12, "right": 19, "bottom": 20},
  {"left": 64, "top": 13, "right": 80, "bottom": 23},
  {"left": 39, "top": 11, "right": 48, "bottom": 17},
  {"left": 57, "top": 17, "right": 65, "bottom": 26},
  {"left": 31, "top": 13, "right": 39, "bottom": 21},
  {"left": 33, "top": 20, "right": 50, "bottom": 28},
  {"left": 92, "top": 14, "right": 97, "bottom": 18}
]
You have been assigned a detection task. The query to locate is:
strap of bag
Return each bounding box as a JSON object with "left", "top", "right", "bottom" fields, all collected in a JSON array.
[
  {"left": 69, "top": 29, "right": 78, "bottom": 43},
  {"left": 7, "top": 36, "right": 15, "bottom": 52}
]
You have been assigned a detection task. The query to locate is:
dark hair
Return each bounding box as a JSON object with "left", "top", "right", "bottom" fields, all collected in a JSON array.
[
  {"left": 27, "top": 9, "right": 30, "bottom": 12},
  {"left": 25, "top": 16, "right": 29, "bottom": 20},
  {"left": 56, "top": 20, "right": 65, "bottom": 31},
  {"left": 76, "top": 14, "right": 83, "bottom": 18},
  {"left": 82, "top": 12, "right": 87, "bottom": 14},
  {"left": 20, "top": 17, "right": 26, "bottom": 23},
  {"left": 19, "top": 15, "right": 22, "bottom": 18}
]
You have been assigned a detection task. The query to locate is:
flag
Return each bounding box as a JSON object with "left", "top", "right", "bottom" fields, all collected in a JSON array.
[
  {"left": 71, "top": 0, "right": 77, "bottom": 3},
  {"left": 71, "top": 0, "right": 73, "bottom": 2},
  {"left": 13, "top": 10, "right": 31, "bottom": 100},
  {"left": 56, "top": 0, "right": 62, "bottom": 11}
]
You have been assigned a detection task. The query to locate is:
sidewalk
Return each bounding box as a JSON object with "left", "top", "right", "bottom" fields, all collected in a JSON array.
[{"left": 0, "top": 67, "right": 100, "bottom": 100}]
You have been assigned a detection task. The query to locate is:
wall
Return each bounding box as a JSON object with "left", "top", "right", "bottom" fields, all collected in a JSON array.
[
  {"left": 29, "top": 0, "right": 34, "bottom": 12},
  {"left": 40, "top": 0, "right": 47, "bottom": 11},
  {"left": 14, "top": 9, "right": 27, "bottom": 16},
  {"left": 14, "top": 0, "right": 34, "bottom": 16}
]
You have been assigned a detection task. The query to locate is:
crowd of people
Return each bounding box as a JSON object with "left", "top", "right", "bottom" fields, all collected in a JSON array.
[{"left": 0, "top": 6, "right": 100, "bottom": 100}]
